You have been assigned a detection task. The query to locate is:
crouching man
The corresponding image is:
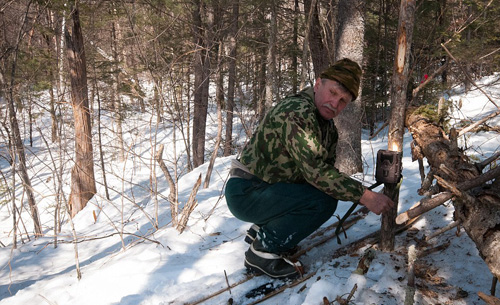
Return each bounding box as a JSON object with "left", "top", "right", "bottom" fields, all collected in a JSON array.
[{"left": 225, "top": 58, "right": 394, "bottom": 279}]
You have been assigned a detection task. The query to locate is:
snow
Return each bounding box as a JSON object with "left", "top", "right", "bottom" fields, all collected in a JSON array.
[{"left": 1, "top": 74, "right": 499, "bottom": 305}]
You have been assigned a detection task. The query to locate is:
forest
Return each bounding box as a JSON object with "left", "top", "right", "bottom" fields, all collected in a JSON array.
[{"left": 0, "top": 0, "right": 500, "bottom": 304}]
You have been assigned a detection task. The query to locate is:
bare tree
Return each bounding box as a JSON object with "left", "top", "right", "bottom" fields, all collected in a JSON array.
[
  {"left": 303, "top": 0, "right": 328, "bottom": 77},
  {"left": 0, "top": 1, "right": 42, "bottom": 238},
  {"left": 223, "top": 0, "right": 239, "bottom": 157},
  {"left": 65, "top": 3, "right": 97, "bottom": 217},
  {"left": 191, "top": 0, "right": 210, "bottom": 168},
  {"left": 381, "top": 0, "right": 416, "bottom": 252}
]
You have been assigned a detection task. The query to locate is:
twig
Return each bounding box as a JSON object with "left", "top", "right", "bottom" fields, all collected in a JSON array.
[
  {"left": 425, "top": 221, "right": 460, "bottom": 241},
  {"left": 477, "top": 151, "right": 500, "bottom": 172},
  {"left": 336, "top": 284, "right": 358, "bottom": 305},
  {"left": 177, "top": 174, "right": 202, "bottom": 233},
  {"left": 369, "top": 121, "right": 388, "bottom": 140},
  {"left": 458, "top": 110, "right": 500, "bottom": 137},
  {"left": 419, "top": 242, "right": 451, "bottom": 258},
  {"left": 155, "top": 144, "right": 178, "bottom": 227},
  {"left": 224, "top": 270, "right": 232, "bottom": 295},
  {"left": 411, "top": 62, "right": 448, "bottom": 99}
]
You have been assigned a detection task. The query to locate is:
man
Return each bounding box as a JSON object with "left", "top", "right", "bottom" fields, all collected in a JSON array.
[{"left": 225, "top": 58, "right": 394, "bottom": 279}]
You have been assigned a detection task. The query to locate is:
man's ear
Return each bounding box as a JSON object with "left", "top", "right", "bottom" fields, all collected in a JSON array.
[{"left": 313, "top": 78, "right": 321, "bottom": 91}]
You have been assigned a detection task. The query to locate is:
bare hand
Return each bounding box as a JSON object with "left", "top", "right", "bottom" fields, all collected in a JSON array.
[{"left": 359, "top": 189, "right": 395, "bottom": 215}]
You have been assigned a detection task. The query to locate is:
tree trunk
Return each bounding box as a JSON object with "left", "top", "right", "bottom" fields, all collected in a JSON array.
[
  {"left": 292, "top": 0, "right": 299, "bottom": 93},
  {"left": 405, "top": 108, "right": 500, "bottom": 280},
  {"left": 265, "top": 1, "right": 278, "bottom": 109},
  {"left": 111, "top": 16, "right": 125, "bottom": 162},
  {"left": 333, "top": 0, "right": 366, "bottom": 176},
  {"left": 303, "top": 0, "right": 328, "bottom": 77},
  {"left": 192, "top": 0, "right": 210, "bottom": 168},
  {"left": 0, "top": 1, "right": 42, "bottom": 237},
  {"left": 380, "top": 0, "right": 416, "bottom": 252},
  {"left": 65, "top": 4, "right": 97, "bottom": 218},
  {"left": 223, "top": 0, "right": 239, "bottom": 157}
]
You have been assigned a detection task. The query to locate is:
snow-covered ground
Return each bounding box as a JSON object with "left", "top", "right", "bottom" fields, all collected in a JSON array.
[{"left": 0, "top": 74, "right": 499, "bottom": 305}]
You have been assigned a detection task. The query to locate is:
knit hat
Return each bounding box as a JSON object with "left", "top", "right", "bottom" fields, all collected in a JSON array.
[{"left": 319, "top": 58, "right": 362, "bottom": 101}]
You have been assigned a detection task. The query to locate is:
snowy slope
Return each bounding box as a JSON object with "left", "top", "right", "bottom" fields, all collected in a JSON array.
[{"left": 0, "top": 74, "right": 499, "bottom": 305}]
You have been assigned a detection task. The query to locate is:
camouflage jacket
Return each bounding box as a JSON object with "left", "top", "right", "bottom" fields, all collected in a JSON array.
[{"left": 239, "top": 87, "right": 365, "bottom": 202}]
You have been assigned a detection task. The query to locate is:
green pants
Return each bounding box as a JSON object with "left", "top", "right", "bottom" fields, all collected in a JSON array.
[{"left": 225, "top": 176, "right": 338, "bottom": 253}]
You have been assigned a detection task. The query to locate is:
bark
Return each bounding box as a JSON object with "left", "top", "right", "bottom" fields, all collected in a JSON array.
[
  {"left": 65, "top": 4, "right": 97, "bottom": 217},
  {"left": 405, "top": 108, "right": 500, "bottom": 280},
  {"left": 291, "top": 0, "right": 299, "bottom": 93},
  {"left": 1, "top": 2, "right": 42, "bottom": 237},
  {"left": 303, "top": 0, "right": 328, "bottom": 77},
  {"left": 264, "top": 1, "right": 278, "bottom": 110},
  {"left": 155, "top": 144, "right": 177, "bottom": 227},
  {"left": 381, "top": 0, "right": 416, "bottom": 252},
  {"left": 333, "top": 0, "right": 366, "bottom": 176},
  {"left": 111, "top": 15, "right": 125, "bottom": 162},
  {"left": 223, "top": 0, "right": 238, "bottom": 157},
  {"left": 204, "top": 2, "right": 224, "bottom": 189},
  {"left": 192, "top": 0, "right": 210, "bottom": 168}
]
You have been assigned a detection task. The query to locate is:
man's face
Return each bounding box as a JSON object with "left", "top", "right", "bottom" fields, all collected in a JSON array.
[{"left": 313, "top": 78, "right": 353, "bottom": 120}]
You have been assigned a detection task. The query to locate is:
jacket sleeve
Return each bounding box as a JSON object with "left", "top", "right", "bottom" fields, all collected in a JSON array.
[{"left": 282, "top": 110, "right": 365, "bottom": 202}]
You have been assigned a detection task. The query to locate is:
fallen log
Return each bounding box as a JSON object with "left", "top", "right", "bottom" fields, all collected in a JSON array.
[
  {"left": 397, "top": 166, "right": 500, "bottom": 224},
  {"left": 405, "top": 107, "right": 500, "bottom": 279}
]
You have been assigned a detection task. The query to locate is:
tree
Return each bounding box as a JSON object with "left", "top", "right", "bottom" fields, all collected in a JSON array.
[
  {"left": 303, "top": 0, "right": 328, "bottom": 77},
  {"left": 223, "top": 1, "right": 239, "bottom": 157},
  {"left": 191, "top": 0, "right": 210, "bottom": 168},
  {"left": 65, "top": 3, "right": 97, "bottom": 217},
  {"left": 333, "top": 0, "right": 366, "bottom": 176},
  {"left": 0, "top": 1, "right": 42, "bottom": 238},
  {"left": 381, "top": 0, "right": 416, "bottom": 252}
]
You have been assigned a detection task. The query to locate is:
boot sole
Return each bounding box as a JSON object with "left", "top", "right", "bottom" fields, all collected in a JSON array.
[{"left": 244, "top": 259, "right": 300, "bottom": 279}]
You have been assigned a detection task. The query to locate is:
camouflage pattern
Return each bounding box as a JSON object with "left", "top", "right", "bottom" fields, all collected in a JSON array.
[
  {"left": 320, "top": 58, "right": 362, "bottom": 100},
  {"left": 239, "top": 87, "right": 365, "bottom": 203}
]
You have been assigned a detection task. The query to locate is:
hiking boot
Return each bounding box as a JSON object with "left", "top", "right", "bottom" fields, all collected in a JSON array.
[
  {"left": 244, "top": 239, "right": 304, "bottom": 279},
  {"left": 244, "top": 224, "right": 260, "bottom": 244}
]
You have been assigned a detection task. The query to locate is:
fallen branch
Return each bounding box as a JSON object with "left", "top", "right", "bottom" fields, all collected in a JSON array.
[
  {"left": 478, "top": 151, "right": 500, "bottom": 172},
  {"left": 155, "top": 144, "right": 178, "bottom": 227},
  {"left": 397, "top": 166, "right": 500, "bottom": 224},
  {"left": 425, "top": 221, "right": 460, "bottom": 241},
  {"left": 419, "top": 241, "right": 451, "bottom": 258},
  {"left": 177, "top": 174, "right": 202, "bottom": 233},
  {"left": 396, "top": 192, "right": 452, "bottom": 224},
  {"left": 353, "top": 248, "right": 376, "bottom": 275},
  {"left": 478, "top": 291, "right": 500, "bottom": 305},
  {"left": 458, "top": 110, "right": 500, "bottom": 137}
]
